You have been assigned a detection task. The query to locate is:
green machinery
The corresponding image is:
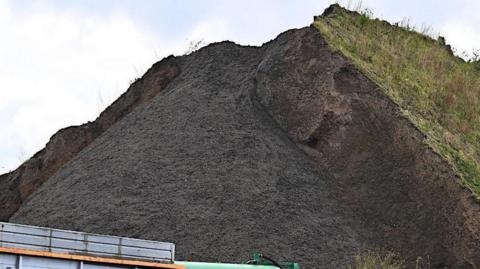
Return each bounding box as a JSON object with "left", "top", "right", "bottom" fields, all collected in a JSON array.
[{"left": 175, "top": 253, "right": 300, "bottom": 269}]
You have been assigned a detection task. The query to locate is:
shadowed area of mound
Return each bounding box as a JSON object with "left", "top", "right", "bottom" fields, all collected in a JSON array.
[{"left": 8, "top": 26, "right": 480, "bottom": 268}]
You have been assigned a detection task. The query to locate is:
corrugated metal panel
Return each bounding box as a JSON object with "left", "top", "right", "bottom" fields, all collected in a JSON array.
[
  {"left": 0, "top": 253, "right": 16, "bottom": 269},
  {"left": 0, "top": 252, "right": 138, "bottom": 269},
  {"left": 0, "top": 222, "right": 174, "bottom": 263}
]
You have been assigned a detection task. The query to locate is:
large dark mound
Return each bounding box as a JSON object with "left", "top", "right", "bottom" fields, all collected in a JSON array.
[
  {"left": 9, "top": 28, "right": 370, "bottom": 268},
  {"left": 5, "top": 25, "right": 480, "bottom": 268}
]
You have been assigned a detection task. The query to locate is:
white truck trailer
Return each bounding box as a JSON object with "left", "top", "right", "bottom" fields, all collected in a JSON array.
[{"left": 0, "top": 222, "right": 299, "bottom": 269}]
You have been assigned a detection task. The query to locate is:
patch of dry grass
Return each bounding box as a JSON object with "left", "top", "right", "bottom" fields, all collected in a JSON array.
[{"left": 349, "top": 251, "right": 430, "bottom": 269}]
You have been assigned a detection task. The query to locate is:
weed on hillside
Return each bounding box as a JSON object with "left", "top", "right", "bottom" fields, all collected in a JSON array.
[{"left": 349, "top": 251, "right": 430, "bottom": 269}]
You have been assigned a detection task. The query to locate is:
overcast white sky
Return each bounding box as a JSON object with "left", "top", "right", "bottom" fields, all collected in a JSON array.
[{"left": 1, "top": 0, "right": 479, "bottom": 173}]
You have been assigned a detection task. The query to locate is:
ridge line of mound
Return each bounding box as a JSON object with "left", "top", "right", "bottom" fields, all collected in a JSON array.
[{"left": 0, "top": 56, "right": 179, "bottom": 221}]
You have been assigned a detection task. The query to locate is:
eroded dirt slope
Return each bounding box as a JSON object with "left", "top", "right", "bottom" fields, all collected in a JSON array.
[
  {"left": 255, "top": 27, "right": 480, "bottom": 268},
  {"left": 5, "top": 25, "right": 480, "bottom": 268}
]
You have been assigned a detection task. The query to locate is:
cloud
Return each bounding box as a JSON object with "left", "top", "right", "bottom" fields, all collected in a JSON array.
[
  {"left": 440, "top": 0, "right": 480, "bottom": 58},
  {"left": 0, "top": 0, "right": 9, "bottom": 15},
  {"left": 189, "top": 18, "right": 230, "bottom": 44},
  {"left": 442, "top": 22, "right": 480, "bottom": 57},
  {"left": 0, "top": 1, "right": 173, "bottom": 173}
]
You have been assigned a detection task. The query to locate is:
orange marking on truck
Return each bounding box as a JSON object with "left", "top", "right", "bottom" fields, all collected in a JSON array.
[{"left": 0, "top": 246, "right": 186, "bottom": 269}]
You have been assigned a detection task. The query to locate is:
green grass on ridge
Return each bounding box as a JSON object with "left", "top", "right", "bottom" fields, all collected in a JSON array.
[{"left": 314, "top": 4, "right": 480, "bottom": 197}]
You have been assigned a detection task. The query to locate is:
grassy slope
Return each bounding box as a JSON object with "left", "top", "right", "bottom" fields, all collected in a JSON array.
[{"left": 314, "top": 4, "right": 480, "bottom": 198}]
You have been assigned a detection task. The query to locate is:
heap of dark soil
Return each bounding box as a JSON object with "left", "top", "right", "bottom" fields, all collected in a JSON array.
[{"left": 5, "top": 24, "right": 480, "bottom": 268}]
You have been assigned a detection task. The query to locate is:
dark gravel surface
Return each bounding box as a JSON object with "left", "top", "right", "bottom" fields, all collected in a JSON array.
[{"left": 11, "top": 28, "right": 370, "bottom": 268}]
